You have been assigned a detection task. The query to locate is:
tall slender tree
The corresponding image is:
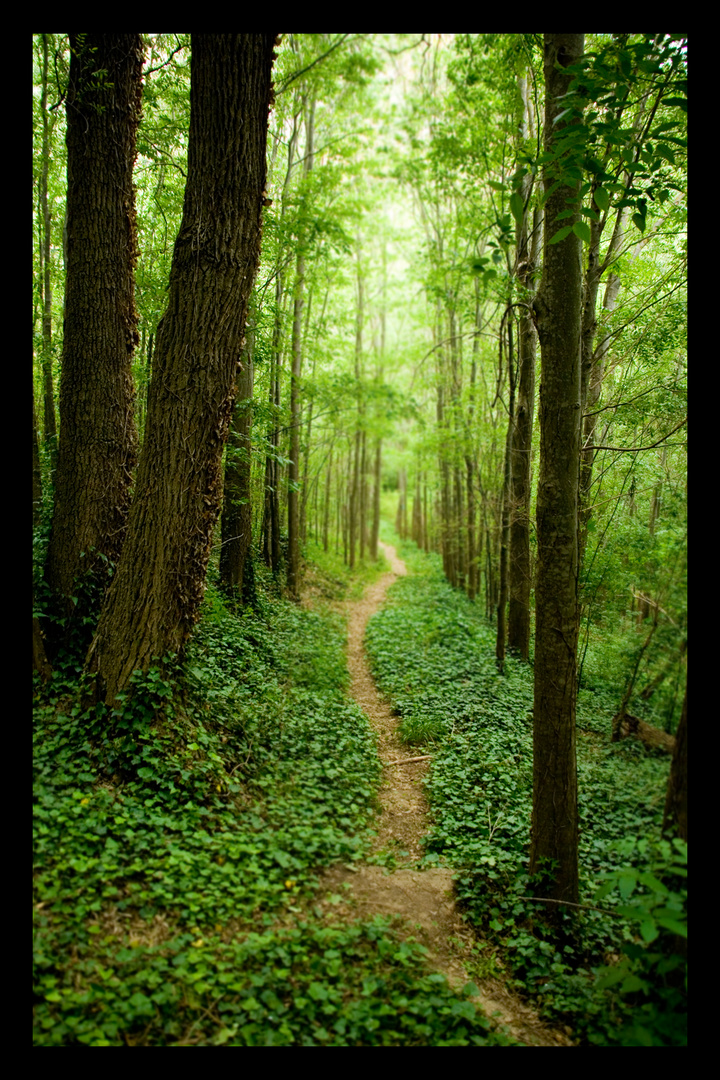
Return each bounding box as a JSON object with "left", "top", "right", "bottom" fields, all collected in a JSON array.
[
  {"left": 507, "top": 73, "right": 541, "bottom": 659},
  {"left": 219, "top": 331, "right": 255, "bottom": 604},
  {"left": 529, "top": 33, "right": 585, "bottom": 908},
  {"left": 87, "top": 34, "right": 277, "bottom": 705},
  {"left": 44, "top": 34, "right": 144, "bottom": 649},
  {"left": 37, "top": 33, "right": 58, "bottom": 472}
]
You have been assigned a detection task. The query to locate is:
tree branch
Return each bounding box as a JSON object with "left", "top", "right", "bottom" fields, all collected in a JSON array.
[
  {"left": 584, "top": 416, "right": 686, "bottom": 453},
  {"left": 276, "top": 35, "right": 351, "bottom": 95}
]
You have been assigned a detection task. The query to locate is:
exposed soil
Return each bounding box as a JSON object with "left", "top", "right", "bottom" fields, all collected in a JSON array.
[{"left": 311, "top": 541, "right": 574, "bottom": 1047}]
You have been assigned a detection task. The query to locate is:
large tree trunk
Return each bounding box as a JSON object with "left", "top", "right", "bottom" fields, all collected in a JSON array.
[
  {"left": 529, "top": 33, "right": 585, "bottom": 908},
  {"left": 87, "top": 34, "right": 277, "bottom": 706},
  {"left": 44, "top": 34, "right": 143, "bottom": 652}
]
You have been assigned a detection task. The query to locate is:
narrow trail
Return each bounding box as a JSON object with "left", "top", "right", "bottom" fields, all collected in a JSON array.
[{"left": 314, "top": 541, "right": 573, "bottom": 1047}]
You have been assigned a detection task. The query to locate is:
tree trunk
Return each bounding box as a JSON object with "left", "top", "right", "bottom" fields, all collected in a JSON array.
[
  {"left": 287, "top": 255, "right": 305, "bottom": 597},
  {"left": 287, "top": 98, "right": 315, "bottom": 597},
  {"left": 39, "top": 34, "right": 58, "bottom": 472},
  {"left": 33, "top": 388, "right": 43, "bottom": 528},
  {"left": 87, "top": 34, "right": 277, "bottom": 706},
  {"left": 529, "top": 33, "right": 585, "bottom": 909},
  {"left": 508, "top": 197, "right": 540, "bottom": 659},
  {"left": 662, "top": 684, "right": 687, "bottom": 841},
  {"left": 45, "top": 34, "right": 143, "bottom": 651},
  {"left": 496, "top": 315, "right": 516, "bottom": 671},
  {"left": 370, "top": 438, "right": 382, "bottom": 560},
  {"left": 219, "top": 339, "right": 255, "bottom": 604}
]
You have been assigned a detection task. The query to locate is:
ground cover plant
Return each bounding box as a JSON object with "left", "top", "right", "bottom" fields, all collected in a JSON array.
[
  {"left": 365, "top": 531, "right": 687, "bottom": 1047},
  {"left": 33, "top": 554, "right": 510, "bottom": 1046}
]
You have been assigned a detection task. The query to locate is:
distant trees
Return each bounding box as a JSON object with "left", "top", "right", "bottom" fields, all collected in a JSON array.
[
  {"left": 86, "top": 34, "right": 277, "bottom": 704},
  {"left": 32, "top": 31, "right": 686, "bottom": 756}
]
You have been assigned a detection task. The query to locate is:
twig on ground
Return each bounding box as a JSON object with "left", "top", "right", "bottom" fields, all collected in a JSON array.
[{"left": 383, "top": 754, "right": 433, "bottom": 766}]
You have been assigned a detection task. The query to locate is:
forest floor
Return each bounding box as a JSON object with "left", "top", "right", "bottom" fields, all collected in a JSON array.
[{"left": 305, "top": 541, "right": 573, "bottom": 1047}]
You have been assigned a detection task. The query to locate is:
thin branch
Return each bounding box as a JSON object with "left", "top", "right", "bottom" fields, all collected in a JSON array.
[
  {"left": 584, "top": 416, "right": 686, "bottom": 453},
  {"left": 144, "top": 42, "right": 187, "bottom": 77},
  {"left": 276, "top": 35, "right": 351, "bottom": 95},
  {"left": 583, "top": 382, "right": 681, "bottom": 419},
  {"left": 518, "top": 896, "right": 617, "bottom": 916},
  {"left": 599, "top": 276, "right": 686, "bottom": 347},
  {"left": 383, "top": 755, "right": 433, "bottom": 766}
]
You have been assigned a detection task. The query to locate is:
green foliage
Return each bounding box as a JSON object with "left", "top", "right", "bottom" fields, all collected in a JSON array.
[
  {"left": 588, "top": 837, "right": 687, "bottom": 1046},
  {"left": 33, "top": 556, "right": 511, "bottom": 1046},
  {"left": 33, "top": 915, "right": 509, "bottom": 1046},
  {"left": 365, "top": 537, "right": 686, "bottom": 1046}
]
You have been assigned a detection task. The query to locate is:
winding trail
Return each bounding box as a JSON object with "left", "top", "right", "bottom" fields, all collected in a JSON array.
[{"left": 313, "top": 541, "right": 573, "bottom": 1046}]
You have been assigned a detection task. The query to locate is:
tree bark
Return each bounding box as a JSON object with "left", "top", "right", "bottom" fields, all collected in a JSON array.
[
  {"left": 33, "top": 388, "right": 43, "bottom": 528},
  {"left": 87, "top": 34, "right": 277, "bottom": 705},
  {"left": 287, "top": 97, "right": 314, "bottom": 597},
  {"left": 39, "top": 34, "right": 58, "bottom": 471},
  {"left": 370, "top": 438, "right": 382, "bottom": 560},
  {"left": 662, "top": 684, "right": 687, "bottom": 841},
  {"left": 45, "top": 34, "right": 143, "bottom": 650},
  {"left": 529, "top": 33, "right": 585, "bottom": 908},
  {"left": 219, "top": 338, "right": 255, "bottom": 603},
  {"left": 496, "top": 315, "right": 516, "bottom": 670},
  {"left": 508, "top": 193, "right": 540, "bottom": 659}
]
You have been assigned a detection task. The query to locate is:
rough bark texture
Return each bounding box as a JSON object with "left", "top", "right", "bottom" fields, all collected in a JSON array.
[
  {"left": 87, "top": 34, "right": 277, "bottom": 705},
  {"left": 529, "top": 34, "right": 585, "bottom": 908},
  {"left": 45, "top": 34, "right": 143, "bottom": 634},
  {"left": 616, "top": 713, "right": 676, "bottom": 754}
]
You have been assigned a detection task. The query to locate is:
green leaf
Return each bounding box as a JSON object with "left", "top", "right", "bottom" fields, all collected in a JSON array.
[
  {"left": 663, "top": 97, "right": 687, "bottom": 112},
  {"left": 640, "top": 919, "right": 659, "bottom": 943},
  {"left": 656, "top": 917, "right": 687, "bottom": 938},
  {"left": 548, "top": 225, "right": 573, "bottom": 245},
  {"left": 572, "top": 221, "right": 591, "bottom": 243},
  {"left": 594, "top": 187, "right": 610, "bottom": 212},
  {"left": 637, "top": 872, "right": 669, "bottom": 894},
  {"left": 509, "top": 191, "right": 524, "bottom": 227},
  {"left": 632, "top": 212, "right": 646, "bottom": 233}
]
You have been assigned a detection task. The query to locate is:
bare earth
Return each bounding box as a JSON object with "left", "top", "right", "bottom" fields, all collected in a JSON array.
[{"left": 312, "top": 541, "right": 573, "bottom": 1047}]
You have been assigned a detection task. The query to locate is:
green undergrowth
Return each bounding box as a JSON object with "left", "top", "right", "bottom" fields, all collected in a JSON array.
[
  {"left": 302, "top": 538, "right": 390, "bottom": 601},
  {"left": 365, "top": 533, "right": 687, "bottom": 1047},
  {"left": 33, "top": 554, "right": 509, "bottom": 1046}
]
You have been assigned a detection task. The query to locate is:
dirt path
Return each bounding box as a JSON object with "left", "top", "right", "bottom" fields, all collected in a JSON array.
[{"left": 314, "top": 541, "right": 573, "bottom": 1047}]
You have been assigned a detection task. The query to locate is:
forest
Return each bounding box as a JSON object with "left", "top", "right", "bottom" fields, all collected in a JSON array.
[{"left": 33, "top": 33, "right": 687, "bottom": 1047}]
